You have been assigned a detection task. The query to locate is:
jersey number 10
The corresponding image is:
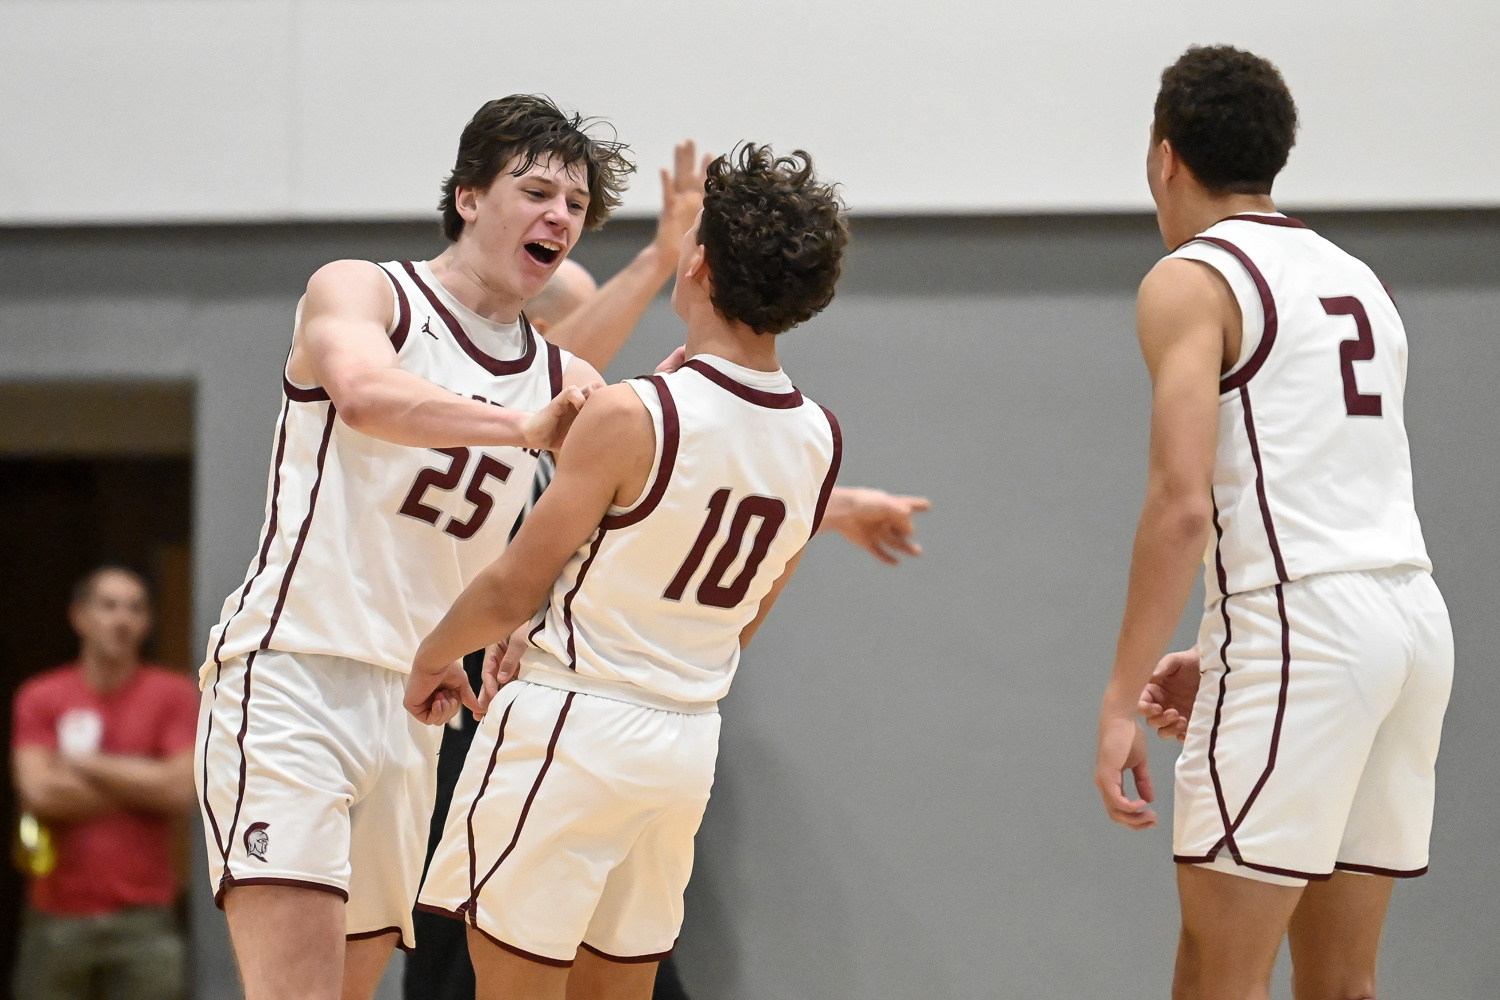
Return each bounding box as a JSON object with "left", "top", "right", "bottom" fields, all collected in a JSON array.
[{"left": 663, "top": 488, "right": 788, "bottom": 610}]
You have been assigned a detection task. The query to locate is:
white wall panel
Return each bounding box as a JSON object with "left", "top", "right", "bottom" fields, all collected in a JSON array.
[{"left": 1, "top": 0, "right": 1496, "bottom": 222}]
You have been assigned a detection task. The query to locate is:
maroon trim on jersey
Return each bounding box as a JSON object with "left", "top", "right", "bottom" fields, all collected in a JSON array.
[
  {"left": 809, "top": 405, "right": 843, "bottom": 536},
  {"left": 471, "top": 923, "right": 576, "bottom": 969},
  {"left": 1199, "top": 581, "right": 1295, "bottom": 869},
  {"left": 469, "top": 694, "right": 576, "bottom": 912},
  {"left": 259, "top": 406, "right": 338, "bottom": 647},
  {"left": 1194, "top": 236, "right": 1278, "bottom": 394},
  {"left": 1238, "top": 387, "right": 1290, "bottom": 584},
  {"left": 215, "top": 874, "right": 349, "bottom": 909},
  {"left": 683, "top": 358, "right": 804, "bottom": 409},
  {"left": 466, "top": 698, "right": 517, "bottom": 906},
  {"left": 562, "top": 531, "right": 609, "bottom": 669},
  {"left": 579, "top": 941, "right": 677, "bottom": 964},
  {"left": 600, "top": 376, "right": 680, "bottom": 531},
  {"left": 202, "top": 399, "right": 294, "bottom": 861},
  {"left": 1334, "top": 861, "right": 1428, "bottom": 879},
  {"left": 379, "top": 263, "right": 413, "bottom": 351},
  {"left": 347, "top": 927, "right": 413, "bottom": 953},
  {"left": 1225, "top": 213, "right": 1309, "bottom": 229},
  {"left": 400, "top": 260, "right": 538, "bottom": 376},
  {"left": 282, "top": 378, "right": 331, "bottom": 403},
  {"left": 544, "top": 331, "right": 563, "bottom": 397}
]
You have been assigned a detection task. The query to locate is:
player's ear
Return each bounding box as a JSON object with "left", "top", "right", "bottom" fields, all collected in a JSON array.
[
  {"left": 1157, "top": 139, "right": 1181, "bottom": 185},
  {"left": 455, "top": 185, "right": 481, "bottom": 225},
  {"left": 683, "top": 243, "right": 709, "bottom": 284}
]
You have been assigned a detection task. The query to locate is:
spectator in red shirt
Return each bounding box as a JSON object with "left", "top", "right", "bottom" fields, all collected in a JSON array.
[{"left": 10, "top": 565, "right": 199, "bottom": 1000}]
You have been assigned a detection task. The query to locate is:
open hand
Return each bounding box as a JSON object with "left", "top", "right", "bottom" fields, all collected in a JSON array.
[
  {"left": 1139, "top": 648, "right": 1201, "bottom": 742},
  {"left": 653, "top": 140, "right": 710, "bottom": 262},
  {"left": 404, "top": 658, "right": 482, "bottom": 726},
  {"left": 825, "top": 487, "right": 930, "bottom": 564}
]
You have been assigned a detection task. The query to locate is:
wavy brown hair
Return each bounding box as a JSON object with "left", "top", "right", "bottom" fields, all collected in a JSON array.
[
  {"left": 439, "top": 95, "right": 633, "bottom": 240},
  {"left": 1153, "top": 46, "right": 1298, "bottom": 195},
  {"left": 698, "top": 144, "right": 847, "bottom": 335}
]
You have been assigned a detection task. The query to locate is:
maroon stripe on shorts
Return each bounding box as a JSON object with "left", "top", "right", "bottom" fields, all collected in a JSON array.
[
  {"left": 1222, "top": 583, "right": 1294, "bottom": 834},
  {"left": 810, "top": 405, "right": 843, "bottom": 536},
  {"left": 1334, "top": 861, "right": 1429, "bottom": 879},
  {"left": 379, "top": 263, "right": 413, "bottom": 351},
  {"left": 580, "top": 940, "right": 677, "bottom": 964},
  {"left": 601, "top": 376, "right": 679, "bottom": 530},
  {"left": 214, "top": 874, "right": 349, "bottom": 908},
  {"left": 466, "top": 698, "right": 518, "bottom": 903},
  {"left": 1204, "top": 501, "right": 1237, "bottom": 857},
  {"left": 202, "top": 398, "right": 293, "bottom": 859},
  {"left": 1172, "top": 856, "right": 1333, "bottom": 882},
  {"left": 470, "top": 923, "right": 575, "bottom": 968},
  {"left": 683, "top": 358, "right": 803, "bottom": 409},
  {"left": 401, "top": 260, "right": 537, "bottom": 376},
  {"left": 469, "top": 693, "right": 576, "bottom": 906},
  {"left": 1193, "top": 236, "right": 1278, "bottom": 395}
]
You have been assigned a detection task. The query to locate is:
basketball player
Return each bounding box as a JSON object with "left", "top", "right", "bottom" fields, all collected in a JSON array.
[
  {"left": 1093, "top": 47, "right": 1452, "bottom": 998},
  {"left": 407, "top": 144, "right": 845, "bottom": 999},
  {"left": 195, "top": 95, "right": 633, "bottom": 1000}
]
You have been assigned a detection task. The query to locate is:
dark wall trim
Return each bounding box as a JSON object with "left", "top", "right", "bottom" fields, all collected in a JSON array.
[{"left": 1, "top": 209, "right": 1496, "bottom": 300}]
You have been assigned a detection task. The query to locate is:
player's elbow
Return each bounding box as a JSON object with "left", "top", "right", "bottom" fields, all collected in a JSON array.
[
  {"left": 326, "top": 370, "right": 386, "bottom": 433},
  {"left": 1157, "top": 492, "right": 1213, "bottom": 543}
]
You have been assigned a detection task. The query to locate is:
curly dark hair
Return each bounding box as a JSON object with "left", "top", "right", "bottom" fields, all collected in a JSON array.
[
  {"left": 1153, "top": 46, "right": 1298, "bottom": 195},
  {"left": 697, "top": 144, "right": 847, "bottom": 335},
  {"left": 439, "top": 95, "right": 634, "bottom": 240}
]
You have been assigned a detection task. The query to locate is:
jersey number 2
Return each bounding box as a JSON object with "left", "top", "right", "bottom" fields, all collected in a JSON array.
[
  {"left": 1320, "top": 296, "right": 1383, "bottom": 417},
  {"left": 664, "top": 488, "right": 787, "bottom": 609},
  {"left": 399, "top": 448, "right": 513, "bottom": 539}
]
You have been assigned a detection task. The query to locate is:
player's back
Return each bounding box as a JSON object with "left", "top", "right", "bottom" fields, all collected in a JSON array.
[
  {"left": 1170, "top": 214, "right": 1430, "bottom": 597},
  {"left": 521, "top": 354, "right": 841, "bottom": 709}
]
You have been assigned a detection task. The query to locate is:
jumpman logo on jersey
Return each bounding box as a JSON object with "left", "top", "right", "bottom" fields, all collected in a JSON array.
[{"left": 421, "top": 317, "right": 438, "bottom": 340}]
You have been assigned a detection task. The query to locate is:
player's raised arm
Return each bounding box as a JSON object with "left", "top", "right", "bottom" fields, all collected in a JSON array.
[
  {"left": 542, "top": 141, "right": 709, "bottom": 370},
  {"left": 1094, "top": 257, "right": 1228, "bottom": 829},
  {"left": 287, "top": 259, "right": 588, "bottom": 451},
  {"left": 405, "top": 383, "right": 655, "bottom": 720}
]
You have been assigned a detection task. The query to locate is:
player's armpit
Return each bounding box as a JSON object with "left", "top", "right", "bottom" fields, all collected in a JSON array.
[
  {"left": 740, "top": 549, "right": 805, "bottom": 649},
  {"left": 412, "top": 384, "right": 656, "bottom": 675}
]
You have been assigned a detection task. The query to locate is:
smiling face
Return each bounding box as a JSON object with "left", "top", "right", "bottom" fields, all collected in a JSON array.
[{"left": 454, "top": 154, "right": 591, "bottom": 303}]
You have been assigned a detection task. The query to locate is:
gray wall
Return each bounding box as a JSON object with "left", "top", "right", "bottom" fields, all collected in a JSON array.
[{"left": 1, "top": 211, "right": 1496, "bottom": 999}]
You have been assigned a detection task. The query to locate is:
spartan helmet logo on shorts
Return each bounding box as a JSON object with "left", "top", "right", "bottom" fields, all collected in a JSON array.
[{"left": 244, "top": 822, "right": 271, "bottom": 862}]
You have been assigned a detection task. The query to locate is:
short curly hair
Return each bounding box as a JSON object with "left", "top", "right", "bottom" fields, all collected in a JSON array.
[
  {"left": 439, "top": 95, "right": 634, "bottom": 240},
  {"left": 697, "top": 145, "right": 847, "bottom": 335},
  {"left": 1153, "top": 46, "right": 1298, "bottom": 195}
]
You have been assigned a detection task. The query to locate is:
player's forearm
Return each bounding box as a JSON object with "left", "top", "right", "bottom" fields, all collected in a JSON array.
[
  {"left": 416, "top": 572, "right": 537, "bottom": 677},
  {"left": 542, "top": 244, "right": 675, "bottom": 371},
  {"left": 1103, "top": 487, "right": 1211, "bottom": 720},
  {"left": 332, "top": 367, "right": 532, "bottom": 448},
  {"left": 70, "top": 754, "right": 195, "bottom": 813}
]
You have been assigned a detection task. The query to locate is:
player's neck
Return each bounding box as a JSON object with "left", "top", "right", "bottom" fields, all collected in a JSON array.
[
  {"left": 78, "top": 647, "right": 140, "bottom": 694},
  {"left": 1180, "top": 192, "right": 1279, "bottom": 244},
  {"left": 426, "top": 247, "right": 525, "bottom": 325},
  {"left": 684, "top": 310, "right": 780, "bottom": 373}
]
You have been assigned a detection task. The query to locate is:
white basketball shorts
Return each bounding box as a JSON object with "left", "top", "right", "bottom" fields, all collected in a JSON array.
[
  {"left": 1174, "top": 566, "right": 1453, "bottom": 887},
  {"left": 196, "top": 650, "right": 441, "bottom": 948},
  {"left": 418, "top": 679, "right": 720, "bottom": 967}
]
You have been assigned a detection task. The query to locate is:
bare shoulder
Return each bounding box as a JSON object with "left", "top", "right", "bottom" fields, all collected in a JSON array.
[
  {"left": 303, "top": 259, "right": 393, "bottom": 324},
  {"left": 561, "top": 355, "right": 604, "bottom": 390},
  {"left": 1139, "top": 257, "right": 1236, "bottom": 320}
]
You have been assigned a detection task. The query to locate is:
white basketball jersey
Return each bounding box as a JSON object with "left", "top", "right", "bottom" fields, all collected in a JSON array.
[
  {"left": 520, "top": 355, "right": 841, "bottom": 709},
  {"left": 1170, "top": 214, "right": 1430, "bottom": 598},
  {"left": 201, "top": 260, "right": 571, "bottom": 682}
]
